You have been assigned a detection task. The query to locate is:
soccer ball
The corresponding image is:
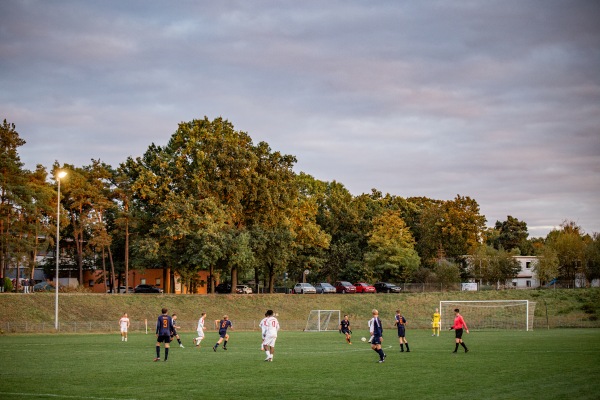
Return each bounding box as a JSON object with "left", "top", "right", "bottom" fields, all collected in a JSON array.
[{"left": 361, "top": 337, "right": 367, "bottom": 342}]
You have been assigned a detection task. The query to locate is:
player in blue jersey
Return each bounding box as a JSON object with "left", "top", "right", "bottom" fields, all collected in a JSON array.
[
  {"left": 394, "top": 309, "right": 410, "bottom": 352},
  {"left": 155, "top": 308, "right": 175, "bottom": 361},
  {"left": 339, "top": 314, "right": 352, "bottom": 344},
  {"left": 213, "top": 315, "right": 233, "bottom": 351},
  {"left": 369, "top": 309, "right": 386, "bottom": 363}
]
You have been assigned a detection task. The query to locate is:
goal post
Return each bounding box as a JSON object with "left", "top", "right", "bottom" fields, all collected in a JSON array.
[
  {"left": 304, "top": 310, "right": 341, "bottom": 332},
  {"left": 439, "top": 300, "right": 535, "bottom": 331}
]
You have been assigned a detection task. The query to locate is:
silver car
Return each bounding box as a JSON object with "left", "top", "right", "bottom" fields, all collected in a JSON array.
[
  {"left": 293, "top": 283, "right": 317, "bottom": 294},
  {"left": 314, "top": 282, "right": 336, "bottom": 294}
]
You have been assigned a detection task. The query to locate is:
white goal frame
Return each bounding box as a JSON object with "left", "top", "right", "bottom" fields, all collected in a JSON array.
[
  {"left": 439, "top": 300, "right": 535, "bottom": 331},
  {"left": 304, "top": 310, "right": 341, "bottom": 332}
]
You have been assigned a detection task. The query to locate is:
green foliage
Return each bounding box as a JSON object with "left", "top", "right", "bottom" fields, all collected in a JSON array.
[{"left": 492, "top": 215, "right": 529, "bottom": 253}]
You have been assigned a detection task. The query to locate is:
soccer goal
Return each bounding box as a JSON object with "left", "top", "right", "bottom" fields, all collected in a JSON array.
[
  {"left": 439, "top": 300, "right": 536, "bottom": 331},
  {"left": 304, "top": 310, "right": 341, "bottom": 332}
]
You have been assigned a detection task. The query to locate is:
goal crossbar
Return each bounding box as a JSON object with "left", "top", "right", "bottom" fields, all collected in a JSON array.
[{"left": 439, "top": 300, "right": 535, "bottom": 331}]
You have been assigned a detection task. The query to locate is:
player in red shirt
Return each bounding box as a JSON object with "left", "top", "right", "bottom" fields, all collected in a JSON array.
[{"left": 449, "top": 308, "right": 469, "bottom": 353}]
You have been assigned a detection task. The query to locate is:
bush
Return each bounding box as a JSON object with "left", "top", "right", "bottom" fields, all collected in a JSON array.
[{"left": 2, "top": 277, "right": 13, "bottom": 292}]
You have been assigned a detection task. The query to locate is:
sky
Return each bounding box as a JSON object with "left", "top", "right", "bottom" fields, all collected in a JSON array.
[{"left": 1, "top": 0, "right": 599, "bottom": 238}]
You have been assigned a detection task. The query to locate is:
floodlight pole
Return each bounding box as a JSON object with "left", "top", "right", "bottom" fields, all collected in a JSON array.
[{"left": 55, "top": 171, "right": 67, "bottom": 330}]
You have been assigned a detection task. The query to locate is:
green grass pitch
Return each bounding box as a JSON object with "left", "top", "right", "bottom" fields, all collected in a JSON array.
[{"left": 1, "top": 329, "right": 599, "bottom": 399}]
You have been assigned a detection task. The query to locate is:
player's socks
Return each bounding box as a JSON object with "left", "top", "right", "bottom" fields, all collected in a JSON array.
[
  {"left": 165, "top": 348, "right": 169, "bottom": 361},
  {"left": 405, "top": 343, "right": 410, "bottom": 352},
  {"left": 223, "top": 340, "right": 228, "bottom": 350},
  {"left": 453, "top": 343, "right": 459, "bottom": 352},
  {"left": 461, "top": 342, "right": 468, "bottom": 352},
  {"left": 400, "top": 344, "right": 404, "bottom": 352},
  {"left": 177, "top": 338, "right": 182, "bottom": 345},
  {"left": 156, "top": 346, "right": 160, "bottom": 359}
]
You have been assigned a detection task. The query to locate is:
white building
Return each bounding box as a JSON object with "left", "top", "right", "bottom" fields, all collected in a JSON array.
[{"left": 509, "top": 256, "right": 540, "bottom": 288}]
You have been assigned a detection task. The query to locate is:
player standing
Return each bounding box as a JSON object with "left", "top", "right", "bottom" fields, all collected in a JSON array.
[
  {"left": 339, "top": 314, "right": 352, "bottom": 344},
  {"left": 449, "top": 308, "right": 469, "bottom": 353},
  {"left": 369, "top": 309, "right": 386, "bottom": 363},
  {"left": 194, "top": 312, "right": 206, "bottom": 347},
  {"left": 432, "top": 308, "right": 441, "bottom": 336},
  {"left": 171, "top": 313, "right": 184, "bottom": 348},
  {"left": 260, "top": 310, "right": 280, "bottom": 362},
  {"left": 155, "top": 308, "right": 175, "bottom": 362},
  {"left": 213, "top": 315, "right": 233, "bottom": 351},
  {"left": 119, "top": 312, "right": 130, "bottom": 342},
  {"left": 394, "top": 310, "right": 410, "bottom": 352}
]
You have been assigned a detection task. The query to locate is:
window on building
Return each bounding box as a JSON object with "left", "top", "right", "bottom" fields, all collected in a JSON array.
[
  {"left": 141, "top": 278, "right": 146, "bottom": 285},
  {"left": 155, "top": 278, "right": 161, "bottom": 286},
  {"left": 526, "top": 280, "right": 532, "bottom": 287},
  {"left": 526, "top": 262, "right": 531, "bottom": 269},
  {"left": 88, "top": 280, "right": 94, "bottom": 287},
  {"left": 512, "top": 282, "right": 517, "bottom": 287}
]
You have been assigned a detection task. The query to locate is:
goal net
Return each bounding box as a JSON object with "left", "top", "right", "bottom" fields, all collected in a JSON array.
[
  {"left": 304, "top": 310, "right": 341, "bottom": 332},
  {"left": 440, "top": 300, "right": 535, "bottom": 331}
]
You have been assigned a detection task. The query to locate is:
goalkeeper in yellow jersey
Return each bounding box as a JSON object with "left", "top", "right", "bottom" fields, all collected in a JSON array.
[{"left": 432, "top": 308, "right": 440, "bottom": 336}]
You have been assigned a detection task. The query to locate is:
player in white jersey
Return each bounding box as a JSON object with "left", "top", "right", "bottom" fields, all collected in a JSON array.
[
  {"left": 260, "top": 310, "right": 280, "bottom": 362},
  {"left": 194, "top": 312, "right": 206, "bottom": 347},
  {"left": 119, "top": 313, "right": 130, "bottom": 342}
]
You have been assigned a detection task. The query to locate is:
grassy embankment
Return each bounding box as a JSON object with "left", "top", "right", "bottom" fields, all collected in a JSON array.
[{"left": 1, "top": 288, "right": 599, "bottom": 332}]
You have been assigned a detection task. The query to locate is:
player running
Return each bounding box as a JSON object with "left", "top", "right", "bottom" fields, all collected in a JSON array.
[
  {"left": 213, "top": 315, "right": 233, "bottom": 351},
  {"left": 194, "top": 312, "right": 206, "bottom": 348},
  {"left": 171, "top": 313, "right": 184, "bottom": 348},
  {"left": 339, "top": 314, "right": 352, "bottom": 344}
]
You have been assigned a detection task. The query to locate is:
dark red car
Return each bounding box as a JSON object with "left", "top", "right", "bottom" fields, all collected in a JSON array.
[
  {"left": 354, "top": 282, "right": 376, "bottom": 293},
  {"left": 334, "top": 281, "right": 356, "bottom": 294}
]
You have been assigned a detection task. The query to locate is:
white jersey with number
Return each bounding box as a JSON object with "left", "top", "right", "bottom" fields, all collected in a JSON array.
[
  {"left": 196, "top": 316, "right": 205, "bottom": 338},
  {"left": 261, "top": 316, "right": 280, "bottom": 347}
]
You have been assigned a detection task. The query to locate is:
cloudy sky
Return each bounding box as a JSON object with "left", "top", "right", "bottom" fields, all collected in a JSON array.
[{"left": 2, "top": 1, "right": 599, "bottom": 238}]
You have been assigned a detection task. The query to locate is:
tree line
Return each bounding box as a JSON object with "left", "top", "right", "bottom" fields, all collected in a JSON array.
[{"left": 1, "top": 117, "right": 599, "bottom": 293}]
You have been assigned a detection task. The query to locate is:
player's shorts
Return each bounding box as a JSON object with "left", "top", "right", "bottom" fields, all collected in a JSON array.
[
  {"left": 397, "top": 327, "right": 405, "bottom": 338},
  {"left": 196, "top": 330, "right": 205, "bottom": 338},
  {"left": 341, "top": 329, "right": 350, "bottom": 334},
  {"left": 157, "top": 335, "right": 172, "bottom": 343},
  {"left": 219, "top": 331, "right": 228, "bottom": 339},
  {"left": 432, "top": 322, "right": 440, "bottom": 328},
  {"left": 263, "top": 335, "right": 277, "bottom": 347},
  {"left": 455, "top": 328, "right": 463, "bottom": 339},
  {"left": 371, "top": 335, "right": 382, "bottom": 345},
  {"left": 120, "top": 327, "right": 128, "bottom": 333}
]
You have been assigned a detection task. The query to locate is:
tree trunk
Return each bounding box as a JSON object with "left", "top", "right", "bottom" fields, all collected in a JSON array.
[
  {"left": 124, "top": 216, "right": 129, "bottom": 292},
  {"left": 101, "top": 247, "right": 107, "bottom": 293},
  {"left": 231, "top": 266, "right": 238, "bottom": 293}
]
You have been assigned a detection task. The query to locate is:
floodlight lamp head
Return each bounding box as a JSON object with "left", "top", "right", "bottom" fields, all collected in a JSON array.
[{"left": 57, "top": 171, "right": 67, "bottom": 179}]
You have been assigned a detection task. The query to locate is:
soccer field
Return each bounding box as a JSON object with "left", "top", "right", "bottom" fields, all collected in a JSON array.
[{"left": 1, "top": 329, "right": 599, "bottom": 400}]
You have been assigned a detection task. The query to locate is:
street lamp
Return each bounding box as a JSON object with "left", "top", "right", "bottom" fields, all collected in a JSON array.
[{"left": 55, "top": 170, "right": 67, "bottom": 330}]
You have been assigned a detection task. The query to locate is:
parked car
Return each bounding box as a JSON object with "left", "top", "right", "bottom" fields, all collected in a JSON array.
[
  {"left": 334, "top": 281, "right": 357, "bottom": 294},
  {"left": 292, "top": 283, "right": 317, "bottom": 294},
  {"left": 373, "top": 282, "right": 402, "bottom": 293},
  {"left": 33, "top": 281, "right": 56, "bottom": 292},
  {"left": 133, "top": 284, "right": 162, "bottom": 293},
  {"left": 354, "top": 282, "right": 376, "bottom": 293},
  {"left": 236, "top": 285, "right": 253, "bottom": 294},
  {"left": 107, "top": 286, "right": 134, "bottom": 294},
  {"left": 314, "top": 282, "right": 336, "bottom": 294},
  {"left": 215, "top": 283, "right": 232, "bottom": 294}
]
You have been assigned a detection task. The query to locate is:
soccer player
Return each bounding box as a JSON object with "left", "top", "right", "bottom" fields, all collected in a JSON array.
[
  {"left": 394, "top": 310, "right": 410, "bottom": 352},
  {"left": 449, "top": 308, "right": 469, "bottom": 353},
  {"left": 369, "top": 309, "right": 386, "bottom": 363},
  {"left": 432, "top": 307, "right": 441, "bottom": 336},
  {"left": 119, "top": 312, "right": 130, "bottom": 342},
  {"left": 213, "top": 315, "right": 233, "bottom": 351},
  {"left": 339, "top": 314, "right": 352, "bottom": 344},
  {"left": 194, "top": 312, "right": 206, "bottom": 347},
  {"left": 260, "top": 310, "right": 280, "bottom": 362},
  {"left": 171, "top": 313, "right": 184, "bottom": 348},
  {"left": 155, "top": 308, "right": 174, "bottom": 361}
]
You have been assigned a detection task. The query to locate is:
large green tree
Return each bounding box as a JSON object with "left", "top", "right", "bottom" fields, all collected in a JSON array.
[{"left": 363, "top": 209, "right": 420, "bottom": 282}]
